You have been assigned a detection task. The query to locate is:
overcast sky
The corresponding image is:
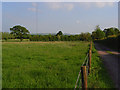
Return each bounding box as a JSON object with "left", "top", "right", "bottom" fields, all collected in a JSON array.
[{"left": 2, "top": 2, "right": 118, "bottom": 34}]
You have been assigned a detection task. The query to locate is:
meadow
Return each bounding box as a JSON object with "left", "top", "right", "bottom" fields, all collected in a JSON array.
[{"left": 2, "top": 41, "right": 114, "bottom": 88}]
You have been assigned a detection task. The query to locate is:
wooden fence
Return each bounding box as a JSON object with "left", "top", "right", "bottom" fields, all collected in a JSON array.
[{"left": 74, "top": 41, "right": 92, "bottom": 90}]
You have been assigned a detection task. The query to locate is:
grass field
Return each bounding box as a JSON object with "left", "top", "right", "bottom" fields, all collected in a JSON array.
[{"left": 2, "top": 41, "right": 114, "bottom": 88}]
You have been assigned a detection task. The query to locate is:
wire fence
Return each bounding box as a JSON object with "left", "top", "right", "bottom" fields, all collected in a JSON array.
[{"left": 74, "top": 41, "right": 92, "bottom": 90}]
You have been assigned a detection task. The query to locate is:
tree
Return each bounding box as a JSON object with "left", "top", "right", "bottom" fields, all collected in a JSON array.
[
  {"left": 2, "top": 32, "right": 10, "bottom": 41},
  {"left": 10, "top": 25, "right": 30, "bottom": 41},
  {"left": 92, "top": 31, "right": 97, "bottom": 40},
  {"left": 92, "top": 25, "right": 105, "bottom": 40},
  {"left": 57, "top": 35, "right": 61, "bottom": 41},
  {"left": 103, "top": 27, "right": 115, "bottom": 37},
  {"left": 80, "top": 32, "right": 92, "bottom": 41},
  {"left": 56, "top": 31, "right": 63, "bottom": 36},
  {"left": 114, "top": 28, "right": 120, "bottom": 35},
  {"left": 0, "top": 32, "right": 2, "bottom": 40},
  {"left": 61, "top": 35, "right": 65, "bottom": 41},
  {"left": 64, "top": 35, "right": 68, "bottom": 41},
  {"left": 96, "top": 30, "right": 105, "bottom": 39},
  {"left": 74, "top": 35, "right": 80, "bottom": 41},
  {"left": 9, "top": 33, "right": 15, "bottom": 39}
]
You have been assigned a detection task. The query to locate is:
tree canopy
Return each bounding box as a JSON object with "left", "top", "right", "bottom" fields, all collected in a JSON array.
[
  {"left": 103, "top": 27, "right": 120, "bottom": 37},
  {"left": 10, "top": 25, "right": 30, "bottom": 41},
  {"left": 80, "top": 32, "right": 92, "bottom": 41},
  {"left": 92, "top": 25, "right": 105, "bottom": 40},
  {"left": 1, "top": 24, "right": 119, "bottom": 42},
  {"left": 56, "top": 31, "right": 63, "bottom": 36}
]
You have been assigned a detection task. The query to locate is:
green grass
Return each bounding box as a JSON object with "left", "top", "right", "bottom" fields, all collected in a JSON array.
[
  {"left": 106, "top": 51, "right": 120, "bottom": 58},
  {"left": 106, "top": 51, "right": 114, "bottom": 55},
  {"left": 2, "top": 41, "right": 114, "bottom": 88},
  {"left": 2, "top": 41, "right": 89, "bottom": 88},
  {"left": 87, "top": 43, "right": 115, "bottom": 88}
]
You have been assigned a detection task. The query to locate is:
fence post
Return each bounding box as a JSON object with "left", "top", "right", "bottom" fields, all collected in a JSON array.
[
  {"left": 88, "top": 48, "right": 91, "bottom": 74},
  {"left": 81, "top": 66, "right": 87, "bottom": 89},
  {"left": 90, "top": 41, "right": 92, "bottom": 50}
]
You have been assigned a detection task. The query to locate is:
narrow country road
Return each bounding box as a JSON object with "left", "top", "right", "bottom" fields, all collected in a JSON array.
[{"left": 94, "top": 43, "right": 120, "bottom": 89}]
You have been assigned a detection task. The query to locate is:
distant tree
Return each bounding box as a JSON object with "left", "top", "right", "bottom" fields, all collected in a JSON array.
[
  {"left": 64, "top": 35, "right": 68, "bottom": 41},
  {"left": 114, "top": 28, "right": 120, "bottom": 35},
  {"left": 53, "top": 35, "right": 56, "bottom": 41},
  {"left": 103, "top": 27, "right": 115, "bottom": 37},
  {"left": 2, "top": 32, "right": 10, "bottom": 41},
  {"left": 80, "top": 32, "right": 92, "bottom": 41},
  {"left": 39, "top": 35, "right": 43, "bottom": 41},
  {"left": 0, "top": 32, "right": 2, "bottom": 40},
  {"left": 44, "top": 35, "right": 49, "bottom": 41},
  {"left": 10, "top": 25, "right": 30, "bottom": 41},
  {"left": 57, "top": 35, "right": 61, "bottom": 41},
  {"left": 35, "top": 35, "right": 40, "bottom": 41},
  {"left": 103, "top": 28, "right": 108, "bottom": 37},
  {"left": 61, "top": 35, "right": 65, "bottom": 41},
  {"left": 9, "top": 33, "right": 15, "bottom": 39},
  {"left": 70, "top": 35, "right": 74, "bottom": 41},
  {"left": 92, "top": 25, "right": 105, "bottom": 40},
  {"left": 92, "top": 31, "right": 97, "bottom": 40},
  {"left": 49, "top": 35, "right": 54, "bottom": 41},
  {"left": 56, "top": 31, "right": 63, "bottom": 36},
  {"left": 68, "top": 35, "right": 71, "bottom": 41},
  {"left": 74, "top": 35, "right": 79, "bottom": 41}
]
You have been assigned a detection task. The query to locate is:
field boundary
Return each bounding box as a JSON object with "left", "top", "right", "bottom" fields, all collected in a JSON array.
[{"left": 74, "top": 41, "right": 92, "bottom": 89}]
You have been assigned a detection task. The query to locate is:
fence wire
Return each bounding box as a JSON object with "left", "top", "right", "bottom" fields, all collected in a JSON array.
[
  {"left": 74, "top": 42, "right": 92, "bottom": 89},
  {"left": 74, "top": 53, "right": 89, "bottom": 90},
  {"left": 74, "top": 69, "right": 81, "bottom": 90}
]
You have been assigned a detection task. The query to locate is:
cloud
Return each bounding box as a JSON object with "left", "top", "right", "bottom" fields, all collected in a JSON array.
[
  {"left": 95, "top": 2, "right": 114, "bottom": 8},
  {"left": 95, "top": 2, "right": 106, "bottom": 8},
  {"left": 28, "top": 2, "right": 40, "bottom": 12},
  {"left": 28, "top": 8, "right": 37, "bottom": 12},
  {"left": 32, "top": 2, "right": 38, "bottom": 7},
  {"left": 79, "top": 2, "right": 114, "bottom": 9},
  {"left": 64, "top": 3, "right": 74, "bottom": 11},
  {"left": 47, "top": 3, "right": 74, "bottom": 11},
  {"left": 47, "top": 2, "right": 114, "bottom": 11},
  {"left": 47, "top": 3, "right": 62, "bottom": 10},
  {"left": 28, "top": 2, "right": 115, "bottom": 12},
  {"left": 76, "top": 20, "right": 80, "bottom": 24}
]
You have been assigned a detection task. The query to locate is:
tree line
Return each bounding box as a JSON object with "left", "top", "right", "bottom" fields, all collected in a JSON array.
[
  {"left": 1, "top": 25, "right": 120, "bottom": 41},
  {"left": 92, "top": 25, "right": 120, "bottom": 40}
]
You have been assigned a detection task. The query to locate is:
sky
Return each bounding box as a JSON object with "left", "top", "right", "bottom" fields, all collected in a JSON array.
[
  {"left": 2, "top": 2, "right": 118, "bottom": 34},
  {"left": 0, "top": 1, "right": 1, "bottom": 33}
]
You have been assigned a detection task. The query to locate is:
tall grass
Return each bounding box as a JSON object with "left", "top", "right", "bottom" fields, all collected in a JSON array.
[
  {"left": 2, "top": 41, "right": 89, "bottom": 88},
  {"left": 2, "top": 41, "right": 114, "bottom": 88}
]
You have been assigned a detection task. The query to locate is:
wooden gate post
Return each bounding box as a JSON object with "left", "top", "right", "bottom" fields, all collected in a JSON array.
[{"left": 81, "top": 66, "right": 87, "bottom": 89}]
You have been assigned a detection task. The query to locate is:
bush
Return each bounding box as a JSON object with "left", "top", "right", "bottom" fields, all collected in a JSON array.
[{"left": 95, "top": 36, "right": 119, "bottom": 52}]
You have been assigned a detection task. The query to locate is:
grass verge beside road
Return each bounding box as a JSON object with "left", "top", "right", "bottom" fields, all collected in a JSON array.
[{"left": 87, "top": 43, "right": 115, "bottom": 88}]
